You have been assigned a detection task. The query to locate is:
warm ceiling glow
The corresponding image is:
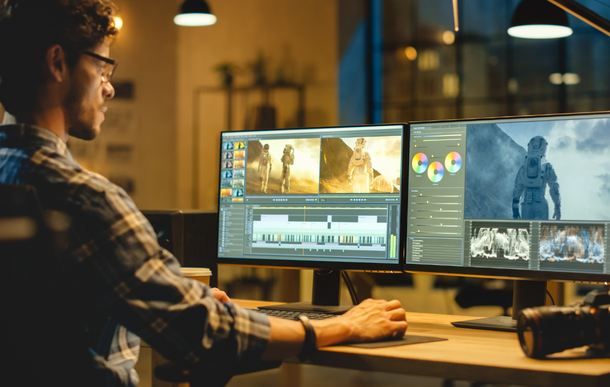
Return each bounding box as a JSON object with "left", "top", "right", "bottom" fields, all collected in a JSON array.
[
  {"left": 443, "top": 31, "right": 455, "bottom": 45},
  {"left": 443, "top": 73, "right": 460, "bottom": 97},
  {"left": 508, "top": 78, "right": 519, "bottom": 94},
  {"left": 549, "top": 73, "right": 563, "bottom": 85},
  {"left": 404, "top": 46, "right": 418, "bottom": 61},
  {"left": 113, "top": 16, "right": 123, "bottom": 30},
  {"left": 174, "top": 13, "right": 217, "bottom": 26},
  {"left": 418, "top": 50, "right": 439, "bottom": 71},
  {"left": 548, "top": 73, "right": 581, "bottom": 85},
  {"left": 563, "top": 73, "right": 580, "bottom": 85},
  {"left": 507, "top": 25, "right": 572, "bottom": 39}
]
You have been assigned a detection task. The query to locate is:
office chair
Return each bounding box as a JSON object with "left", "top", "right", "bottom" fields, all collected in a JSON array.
[{"left": 0, "top": 183, "right": 100, "bottom": 386}]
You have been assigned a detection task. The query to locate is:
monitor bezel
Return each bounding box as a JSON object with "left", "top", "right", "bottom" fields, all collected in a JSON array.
[
  {"left": 402, "top": 110, "right": 610, "bottom": 284},
  {"left": 216, "top": 123, "right": 408, "bottom": 273}
]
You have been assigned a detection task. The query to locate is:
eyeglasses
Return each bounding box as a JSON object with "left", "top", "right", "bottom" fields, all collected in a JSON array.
[{"left": 81, "top": 51, "right": 118, "bottom": 83}]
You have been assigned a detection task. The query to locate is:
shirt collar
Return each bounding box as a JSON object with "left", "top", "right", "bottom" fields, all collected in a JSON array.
[{"left": 0, "top": 123, "right": 71, "bottom": 158}]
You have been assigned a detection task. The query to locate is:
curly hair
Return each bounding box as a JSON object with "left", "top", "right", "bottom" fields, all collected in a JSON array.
[{"left": 0, "top": 0, "right": 119, "bottom": 115}]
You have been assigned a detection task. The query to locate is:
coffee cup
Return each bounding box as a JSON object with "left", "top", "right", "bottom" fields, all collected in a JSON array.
[{"left": 181, "top": 267, "right": 213, "bottom": 286}]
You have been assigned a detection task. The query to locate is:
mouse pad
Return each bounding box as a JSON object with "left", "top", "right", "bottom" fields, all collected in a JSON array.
[{"left": 341, "top": 335, "right": 447, "bottom": 348}]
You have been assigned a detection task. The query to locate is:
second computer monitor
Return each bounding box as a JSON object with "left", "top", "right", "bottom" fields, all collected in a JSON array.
[{"left": 404, "top": 112, "right": 610, "bottom": 330}]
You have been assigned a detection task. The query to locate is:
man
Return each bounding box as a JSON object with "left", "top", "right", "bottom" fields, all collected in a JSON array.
[{"left": 0, "top": 1, "right": 408, "bottom": 386}]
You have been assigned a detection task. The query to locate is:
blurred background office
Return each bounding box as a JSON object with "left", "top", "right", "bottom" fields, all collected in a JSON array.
[
  {"left": 2, "top": 0, "right": 608, "bottom": 309},
  {"left": 2, "top": 1, "right": 609, "bottom": 384}
]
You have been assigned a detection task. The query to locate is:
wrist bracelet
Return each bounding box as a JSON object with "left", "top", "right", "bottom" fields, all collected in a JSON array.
[{"left": 298, "top": 315, "right": 317, "bottom": 361}]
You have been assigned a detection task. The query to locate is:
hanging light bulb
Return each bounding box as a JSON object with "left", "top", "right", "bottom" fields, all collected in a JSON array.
[
  {"left": 174, "top": 0, "right": 217, "bottom": 27},
  {"left": 508, "top": 0, "right": 572, "bottom": 39}
]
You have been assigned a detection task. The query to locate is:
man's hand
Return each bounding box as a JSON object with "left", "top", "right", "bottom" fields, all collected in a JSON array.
[
  {"left": 337, "top": 298, "right": 408, "bottom": 342},
  {"left": 261, "top": 298, "right": 407, "bottom": 361},
  {"left": 211, "top": 287, "right": 231, "bottom": 303}
]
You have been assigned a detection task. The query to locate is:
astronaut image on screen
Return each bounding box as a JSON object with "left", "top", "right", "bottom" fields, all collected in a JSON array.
[
  {"left": 280, "top": 144, "right": 295, "bottom": 194},
  {"left": 258, "top": 144, "right": 272, "bottom": 194},
  {"left": 347, "top": 138, "right": 373, "bottom": 193},
  {"left": 512, "top": 136, "right": 561, "bottom": 220},
  {"left": 245, "top": 138, "right": 320, "bottom": 195},
  {"left": 319, "top": 136, "right": 401, "bottom": 194}
]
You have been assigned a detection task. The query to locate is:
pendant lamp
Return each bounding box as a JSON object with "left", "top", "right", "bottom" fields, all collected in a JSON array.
[{"left": 174, "top": 0, "right": 217, "bottom": 27}]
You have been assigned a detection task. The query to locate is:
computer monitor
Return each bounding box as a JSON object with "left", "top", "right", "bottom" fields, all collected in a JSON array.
[
  {"left": 404, "top": 111, "right": 610, "bottom": 331},
  {"left": 217, "top": 124, "right": 406, "bottom": 313}
]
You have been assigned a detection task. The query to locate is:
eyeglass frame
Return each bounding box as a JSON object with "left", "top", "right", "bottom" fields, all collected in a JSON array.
[{"left": 81, "top": 51, "right": 118, "bottom": 83}]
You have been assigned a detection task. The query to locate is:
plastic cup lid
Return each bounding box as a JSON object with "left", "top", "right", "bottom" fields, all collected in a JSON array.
[{"left": 181, "top": 267, "right": 213, "bottom": 276}]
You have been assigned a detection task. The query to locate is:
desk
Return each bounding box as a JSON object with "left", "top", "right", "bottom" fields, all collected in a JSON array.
[{"left": 237, "top": 300, "right": 610, "bottom": 387}]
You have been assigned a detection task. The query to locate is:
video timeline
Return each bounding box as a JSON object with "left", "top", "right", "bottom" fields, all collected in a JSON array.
[{"left": 250, "top": 206, "right": 398, "bottom": 259}]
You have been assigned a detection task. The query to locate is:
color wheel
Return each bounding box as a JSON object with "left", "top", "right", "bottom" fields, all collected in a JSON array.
[
  {"left": 428, "top": 161, "right": 444, "bottom": 183},
  {"left": 445, "top": 152, "right": 462, "bottom": 173},
  {"left": 412, "top": 153, "right": 428, "bottom": 174}
]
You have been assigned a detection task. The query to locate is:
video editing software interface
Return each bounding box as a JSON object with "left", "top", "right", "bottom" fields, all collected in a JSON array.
[
  {"left": 217, "top": 125, "right": 405, "bottom": 267},
  {"left": 406, "top": 113, "right": 610, "bottom": 278}
]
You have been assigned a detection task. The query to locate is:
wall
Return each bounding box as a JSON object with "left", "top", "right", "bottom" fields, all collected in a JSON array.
[
  {"left": 175, "top": 0, "right": 339, "bottom": 211},
  {"left": 68, "top": 0, "right": 178, "bottom": 210},
  {"left": 111, "top": 0, "right": 178, "bottom": 209}
]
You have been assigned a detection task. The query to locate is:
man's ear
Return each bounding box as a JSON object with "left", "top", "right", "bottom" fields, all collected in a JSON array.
[{"left": 44, "top": 44, "right": 69, "bottom": 83}]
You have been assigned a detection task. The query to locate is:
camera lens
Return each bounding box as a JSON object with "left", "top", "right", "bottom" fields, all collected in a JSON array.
[
  {"left": 517, "top": 306, "right": 598, "bottom": 358},
  {"left": 517, "top": 308, "right": 542, "bottom": 358}
]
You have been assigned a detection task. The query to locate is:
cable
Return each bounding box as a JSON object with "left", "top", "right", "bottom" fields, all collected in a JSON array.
[
  {"left": 546, "top": 289, "right": 556, "bottom": 306},
  {"left": 341, "top": 271, "right": 359, "bottom": 305}
]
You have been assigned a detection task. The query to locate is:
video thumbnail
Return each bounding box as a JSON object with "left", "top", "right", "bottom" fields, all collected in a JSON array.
[
  {"left": 469, "top": 222, "right": 531, "bottom": 261},
  {"left": 320, "top": 136, "right": 401, "bottom": 194},
  {"left": 540, "top": 224, "right": 604, "bottom": 264},
  {"left": 465, "top": 118, "right": 610, "bottom": 221},
  {"left": 246, "top": 138, "right": 320, "bottom": 194}
]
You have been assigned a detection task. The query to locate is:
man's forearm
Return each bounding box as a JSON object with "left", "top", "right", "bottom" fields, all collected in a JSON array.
[{"left": 260, "top": 315, "right": 352, "bottom": 361}]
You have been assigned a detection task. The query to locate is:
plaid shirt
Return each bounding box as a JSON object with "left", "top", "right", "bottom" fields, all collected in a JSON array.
[{"left": 0, "top": 124, "right": 271, "bottom": 386}]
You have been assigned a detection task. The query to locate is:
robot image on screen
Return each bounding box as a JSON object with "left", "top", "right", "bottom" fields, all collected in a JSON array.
[
  {"left": 347, "top": 138, "right": 374, "bottom": 193},
  {"left": 246, "top": 138, "right": 320, "bottom": 196},
  {"left": 512, "top": 136, "right": 561, "bottom": 221},
  {"left": 280, "top": 144, "right": 295, "bottom": 194},
  {"left": 258, "top": 144, "right": 272, "bottom": 194}
]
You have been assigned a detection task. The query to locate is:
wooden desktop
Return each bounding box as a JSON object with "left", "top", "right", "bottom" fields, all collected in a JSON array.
[{"left": 238, "top": 300, "right": 610, "bottom": 387}]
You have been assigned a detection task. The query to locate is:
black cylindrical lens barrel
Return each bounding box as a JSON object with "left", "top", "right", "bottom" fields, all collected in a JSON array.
[{"left": 517, "top": 305, "right": 598, "bottom": 358}]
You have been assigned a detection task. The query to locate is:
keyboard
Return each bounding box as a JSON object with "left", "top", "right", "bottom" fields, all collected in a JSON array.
[{"left": 249, "top": 308, "right": 337, "bottom": 321}]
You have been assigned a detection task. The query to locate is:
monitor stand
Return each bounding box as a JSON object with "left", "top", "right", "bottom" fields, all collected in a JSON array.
[
  {"left": 257, "top": 270, "right": 353, "bottom": 314},
  {"left": 451, "top": 280, "right": 547, "bottom": 332}
]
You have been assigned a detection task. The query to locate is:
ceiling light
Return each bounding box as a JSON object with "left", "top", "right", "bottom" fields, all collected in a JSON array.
[
  {"left": 563, "top": 73, "right": 580, "bottom": 85},
  {"left": 443, "top": 31, "right": 455, "bottom": 45},
  {"left": 508, "top": 0, "right": 572, "bottom": 39},
  {"left": 174, "top": 0, "right": 217, "bottom": 27},
  {"left": 549, "top": 73, "right": 563, "bottom": 84},
  {"left": 404, "top": 47, "right": 417, "bottom": 61}
]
